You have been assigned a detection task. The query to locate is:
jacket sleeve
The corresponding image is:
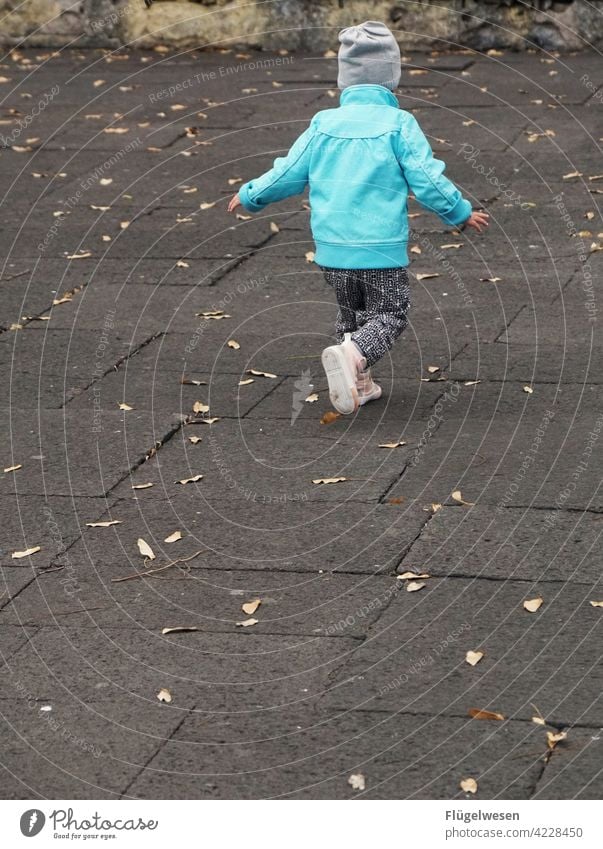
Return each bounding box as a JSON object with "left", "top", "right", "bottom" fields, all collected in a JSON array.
[
  {"left": 238, "top": 124, "right": 315, "bottom": 213},
  {"left": 396, "top": 114, "right": 472, "bottom": 227}
]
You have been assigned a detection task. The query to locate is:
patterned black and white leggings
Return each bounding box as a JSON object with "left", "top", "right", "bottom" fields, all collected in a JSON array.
[{"left": 321, "top": 266, "right": 411, "bottom": 367}]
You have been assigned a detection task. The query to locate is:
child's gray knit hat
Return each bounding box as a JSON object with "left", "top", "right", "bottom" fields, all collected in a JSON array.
[{"left": 337, "top": 21, "right": 401, "bottom": 91}]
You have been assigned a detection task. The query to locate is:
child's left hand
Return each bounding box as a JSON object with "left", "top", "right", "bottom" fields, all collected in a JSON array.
[{"left": 228, "top": 193, "right": 241, "bottom": 213}]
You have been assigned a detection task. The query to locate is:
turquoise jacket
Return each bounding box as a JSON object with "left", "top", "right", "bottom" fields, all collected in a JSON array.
[{"left": 238, "top": 85, "right": 472, "bottom": 269}]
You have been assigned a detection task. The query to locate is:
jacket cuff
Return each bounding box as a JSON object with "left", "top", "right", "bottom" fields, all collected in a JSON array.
[
  {"left": 441, "top": 195, "right": 472, "bottom": 227},
  {"left": 238, "top": 182, "right": 264, "bottom": 213}
]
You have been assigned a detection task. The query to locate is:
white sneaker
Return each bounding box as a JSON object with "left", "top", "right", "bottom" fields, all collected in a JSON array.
[
  {"left": 357, "top": 367, "right": 382, "bottom": 405},
  {"left": 321, "top": 334, "right": 364, "bottom": 415}
]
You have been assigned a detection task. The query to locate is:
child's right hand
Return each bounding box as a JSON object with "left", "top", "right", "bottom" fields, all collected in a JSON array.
[
  {"left": 464, "top": 210, "right": 490, "bottom": 233},
  {"left": 228, "top": 193, "right": 242, "bottom": 214}
]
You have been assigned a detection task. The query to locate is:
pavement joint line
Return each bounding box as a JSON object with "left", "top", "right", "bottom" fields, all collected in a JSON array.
[
  {"left": 493, "top": 302, "right": 527, "bottom": 343},
  {"left": 0, "top": 575, "right": 38, "bottom": 613},
  {"left": 119, "top": 707, "right": 193, "bottom": 799},
  {"left": 376, "top": 355, "right": 467, "bottom": 505},
  {"left": 391, "top": 508, "right": 439, "bottom": 574},
  {"left": 60, "top": 330, "right": 166, "bottom": 409},
  {"left": 103, "top": 417, "right": 187, "bottom": 499},
  {"left": 240, "top": 374, "right": 289, "bottom": 418}
]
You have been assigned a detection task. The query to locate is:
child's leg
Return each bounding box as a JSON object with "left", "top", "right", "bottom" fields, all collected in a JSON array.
[
  {"left": 351, "top": 268, "right": 410, "bottom": 367},
  {"left": 322, "top": 267, "right": 365, "bottom": 341}
]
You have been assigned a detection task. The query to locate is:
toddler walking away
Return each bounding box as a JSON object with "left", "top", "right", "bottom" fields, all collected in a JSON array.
[{"left": 228, "top": 20, "right": 489, "bottom": 415}]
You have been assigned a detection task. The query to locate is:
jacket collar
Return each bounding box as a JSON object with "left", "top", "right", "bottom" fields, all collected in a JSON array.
[{"left": 339, "top": 84, "right": 398, "bottom": 108}]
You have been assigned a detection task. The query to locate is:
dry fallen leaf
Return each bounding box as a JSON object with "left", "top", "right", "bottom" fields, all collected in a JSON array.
[
  {"left": 406, "top": 581, "right": 426, "bottom": 593},
  {"left": 247, "top": 369, "right": 277, "bottom": 379},
  {"left": 199, "top": 201, "right": 215, "bottom": 210},
  {"left": 157, "top": 688, "right": 172, "bottom": 703},
  {"left": 427, "top": 365, "right": 440, "bottom": 374},
  {"left": 452, "top": 490, "right": 474, "bottom": 506},
  {"left": 416, "top": 272, "right": 440, "bottom": 281},
  {"left": 379, "top": 441, "right": 407, "bottom": 449},
  {"left": 181, "top": 377, "right": 208, "bottom": 386},
  {"left": 398, "top": 571, "right": 430, "bottom": 580},
  {"left": 192, "top": 401, "right": 210, "bottom": 414},
  {"left": 464, "top": 380, "right": 481, "bottom": 386},
  {"left": 388, "top": 496, "right": 406, "bottom": 504},
  {"left": 312, "top": 477, "right": 347, "bottom": 485},
  {"left": 164, "top": 530, "right": 182, "bottom": 544},
  {"left": 523, "top": 597, "right": 543, "bottom": 613},
  {"left": 176, "top": 260, "right": 189, "bottom": 268},
  {"left": 66, "top": 251, "right": 92, "bottom": 260},
  {"left": 480, "top": 277, "right": 502, "bottom": 283},
  {"left": 176, "top": 474, "right": 204, "bottom": 485},
  {"left": 188, "top": 435, "right": 202, "bottom": 444},
  {"left": 589, "top": 600, "right": 603, "bottom": 608},
  {"left": 441, "top": 243, "right": 463, "bottom": 250},
  {"left": 532, "top": 715, "right": 546, "bottom": 726},
  {"left": 198, "top": 417, "right": 220, "bottom": 425},
  {"left": 4, "top": 464, "right": 22, "bottom": 473},
  {"left": 466, "top": 650, "right": 484, "bottom": 666},
  {"left": 460, "top": 777, "right": 478, "bottom": 794},
  {"left": 305, "top": 251, "right": 315, "bottom": 263},
  {"left": 132, "top": 482, "right": 154, "bottom": 490},
  {"left": 236, "top": 617, "right": 258, "bottom": 627},
  {"left": 161, "top": 626, "right": 199, "bottom": 635},
  {"left": 118, "top": 402, "right": 133, "bottom": 411},
  {"left": 320, "top": 411, "right": 341, "bottom": 425},
  {"left": 547, "top": 730, "right": 567, "bottom": 750},
  {"left": 239, "top": 378, "right": 254, "bottom": 386},
  {"left": 347, "top": 773, "right": 366, "bottom": 791},
  {"left": 468, "top": 708, "right": 505, "bottom": 721},
  {"left": 227, "top": 339, "right": 240, "bottom": 350},
  {"left": 137, "top": 538, "right": 156, "bottom": 561},
  {"left": 86, "top": 520, "right": 122, "bottom": 528},
  {"left": 241, "top": 598, "right": 261, "bottom": 615},
  {"left": 305, "top": 393, "right": 319, "bottom": 403},
  {"left": 270, "top": 221, "right": 280, "bottom": 233},
  {"left": 523, "top": 385, "right": 534, "bottom": 394},
  {"left": 11, "top": 546, "right": 41, "bottom": 559}
]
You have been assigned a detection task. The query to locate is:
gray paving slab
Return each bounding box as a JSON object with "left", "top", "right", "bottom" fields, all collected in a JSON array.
[
  {"left": 0, "top": 694, "right": 189, "bottom": 799},
  {"left": 109, "top": 416, "right": 408, "bottom": 505},
  {"left": 0, "top": 625, "right": 38, "bottom": 667},
  {"left": 31, "top": 494, "right": 428, "bottom": 576},
  {"left": 0, "top": 567, "right": 403, "bottom": 638},
  {"left": 386, "top": 382, "right": 603, "bottom": 510},
  {"left": 0, "top": 625, "right": 359, "bottom": 713},
  {"left": 397, "top": 506, "right": 603, "bottom": 584},
  {"left": 0, "top": 495, "right": 109, "bottom": 570},
  {"left": 0, "top": 409, "right": 183, "bottom": 497},
  {"left": 320, "top": 577, "right": 603, "bottom": 726},
  {"left": 450, "top": 342, "right": 602, "bottom": 384},
  {"left": 126, "top": 708, "right": 545, "bottom": 800}
]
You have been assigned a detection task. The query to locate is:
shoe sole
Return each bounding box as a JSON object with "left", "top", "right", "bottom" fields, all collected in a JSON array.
[{"left": 321, "top": 345, "right": 359, "bottom": 415}]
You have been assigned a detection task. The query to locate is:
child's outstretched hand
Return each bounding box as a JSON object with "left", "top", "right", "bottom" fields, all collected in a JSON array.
[
  {"left": 228, "top": 193, "right": 241, "bottom": 214},
  {"left": 464, "top": 209, "right": 490, "bottom": 233}
]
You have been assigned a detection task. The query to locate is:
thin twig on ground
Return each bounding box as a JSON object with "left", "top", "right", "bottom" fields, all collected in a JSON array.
[{"left": 111, "top": 550, "right": 207, "bottom": 583}]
